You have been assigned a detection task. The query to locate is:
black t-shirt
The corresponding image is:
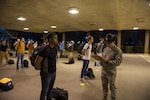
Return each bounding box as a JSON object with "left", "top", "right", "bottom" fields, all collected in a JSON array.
[
  {"left": 39, "top": 45, "right": 57, "bottom": 73},
  {"left": 0, "top": 44, "right": 8, "bottom": 52}
]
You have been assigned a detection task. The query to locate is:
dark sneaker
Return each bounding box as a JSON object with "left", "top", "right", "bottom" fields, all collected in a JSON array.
[{"left": 16, "top": 67, "right": 19, "bottom": 70}]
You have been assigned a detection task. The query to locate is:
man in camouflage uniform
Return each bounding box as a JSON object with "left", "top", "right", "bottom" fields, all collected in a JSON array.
[{"left": 100, "top": 33, "right": 122, "bottom": 100}]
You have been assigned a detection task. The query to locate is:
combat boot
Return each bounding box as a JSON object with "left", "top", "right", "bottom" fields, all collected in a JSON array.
[
  {"left": 102, "top": 96, "right": 107, "bottom": 100},
  {"left": 111, "top": 97, "right": 116, "bottom": 100}
]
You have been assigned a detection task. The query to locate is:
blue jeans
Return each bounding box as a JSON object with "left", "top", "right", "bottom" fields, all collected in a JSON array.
[
  {"left": 40, "top": 71, "right": 56, "bottom": 100},
  {"left": 16, "top": 53, "right": 24, "bottom": 69},
  {"left": 80, "top": 60, "right": 89, "bottom": 78}
]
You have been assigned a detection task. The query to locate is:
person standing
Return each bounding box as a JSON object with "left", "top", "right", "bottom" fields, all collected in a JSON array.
[
  {"left": 100, "top": 33, "right": 122, "bottom": 100},
  {"left": 43, "top": 38, "right": 49, "bottom": 45},
  {"left": 0, "top": 40, "right": 8, "bottom": 64},
  {"left": 13, "top": 38, "right": 20, "bottom": 57},
  {"left": 59, "top": 41, "right": 64, "bottom": 57},
  {"left": 26, "top": 40, "right": 34, "bottom": 58},
  {"left": 15, "top": 37, "right": 25, "bottom": 70},
  {"left": 39, "top": 38, "right": 49, "bottom": 46},
  {"left": 66, "top": 40, "right": 74, "bottom": 64},
  {"left": 35, "top": 33, "right": 58, "bottom": 100},
  {"left": 33, "top": 41, "right": 38, "bottom": 49},
  {"left": 80, "top": 35, "right": 94, "bottom": 82},
  {"left": 95, "top": 38, "right": 105, "bottom": 67},
  {"left": 13, "top": 38, "right": 20, "bottom": 47}
]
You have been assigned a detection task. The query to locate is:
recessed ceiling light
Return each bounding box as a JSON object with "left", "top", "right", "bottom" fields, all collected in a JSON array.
[
  {"left": 149, "top": 3, "right": 150, "bottom": 6},
  {"left": 68, "top": 7, "right": 79, "bottom": 14},
  {"left": 17, "top": 17, "right": 26, "bottom": 21},
  {"left": 133, "top": 27, "right": 139, "bottom": 30},
  {"left": 99, "top": 28, "right": 104, "bottom": 31},
  {"left": 44, "top": 30, "right": 48, "bottom": 33},
  {"left": 23, "top": 27, "right": 29, "bottom": 30},
  {"left": 51, "top": 25, "right": 57, "bottom": 29}
]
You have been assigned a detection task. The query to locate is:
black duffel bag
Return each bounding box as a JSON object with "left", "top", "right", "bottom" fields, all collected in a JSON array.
[{"left": 52, "top": 87, "right": 68, "bottom": 100}]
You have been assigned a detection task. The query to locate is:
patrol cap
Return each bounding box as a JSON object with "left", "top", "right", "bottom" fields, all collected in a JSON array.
[
  {"left": 47, "top": 33, "right": 57, "bottom": 39},
  {"left": 105, "top": 33, "right": 116, "bottom": 43}
]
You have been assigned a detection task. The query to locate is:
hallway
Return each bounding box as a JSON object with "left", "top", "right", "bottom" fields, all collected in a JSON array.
[{"left": 0, "top": 53, "right": 150, "bottom": 100}]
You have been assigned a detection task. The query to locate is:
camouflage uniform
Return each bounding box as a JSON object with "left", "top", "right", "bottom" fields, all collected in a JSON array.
[{"left": 100, "top": 45, "right": 122, "bottom": 100}]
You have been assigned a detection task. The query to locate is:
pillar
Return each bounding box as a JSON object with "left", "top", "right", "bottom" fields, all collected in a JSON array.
[
  {"left": 117, "top": 30, "right": 121, "bottom": 49},
  {"left": 144, "top": 30, "right": 149, "bottom": 54},
  {"left": 62, "top": 32, "right": 66, "bottom": 45}
]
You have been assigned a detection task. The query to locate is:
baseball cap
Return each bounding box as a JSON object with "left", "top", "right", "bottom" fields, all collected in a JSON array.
[{"left": 105, "top": 33, "right": 116, "bottom": 44}]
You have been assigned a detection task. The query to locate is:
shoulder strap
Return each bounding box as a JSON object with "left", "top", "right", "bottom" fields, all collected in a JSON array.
[{"left": 87, "top": 43, "right": 90, "bottom": 49}]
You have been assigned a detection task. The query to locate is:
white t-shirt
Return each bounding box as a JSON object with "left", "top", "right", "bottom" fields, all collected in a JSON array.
[{"left": 82, "top": 43, "right": 92, "bottom": 60}]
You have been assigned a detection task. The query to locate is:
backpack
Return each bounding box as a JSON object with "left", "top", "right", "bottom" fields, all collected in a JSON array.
[
  {"left": 23, "top": 60, "right": 28, "bottom": 67},
  {"left": 86, "top": 68, "right": 95, "bottom": 79},
  {"left": 77, "top": 42, "right": 89, "bottom": 54},
  {"left": 7, "top": 59, "right": 14, "bottom": 64},
  {"left": 30, "top": 45, "right": 47, "bottom": 70}
]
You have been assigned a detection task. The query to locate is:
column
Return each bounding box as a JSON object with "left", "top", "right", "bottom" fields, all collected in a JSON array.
[
  {"left": 144, "top": 30, "right": 149, "bottom": 54},
  {"left": 62, "top": 32, "right": 66, "bottom": 45},
  {"left": 117, "top": 30, "right": 121, "bottom": 49}
]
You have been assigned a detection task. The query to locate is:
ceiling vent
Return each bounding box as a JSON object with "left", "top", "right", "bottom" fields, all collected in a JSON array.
[
  {"left": 136, "top": 18, "right": 145, "bottom": 23},
  {"left": 89, "top": 21, "right": 96, "bottom": 26}
]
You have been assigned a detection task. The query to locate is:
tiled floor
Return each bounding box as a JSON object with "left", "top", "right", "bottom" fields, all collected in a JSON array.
[{"left": 0, "top": 53, "right": 150, "bottom": 100}]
